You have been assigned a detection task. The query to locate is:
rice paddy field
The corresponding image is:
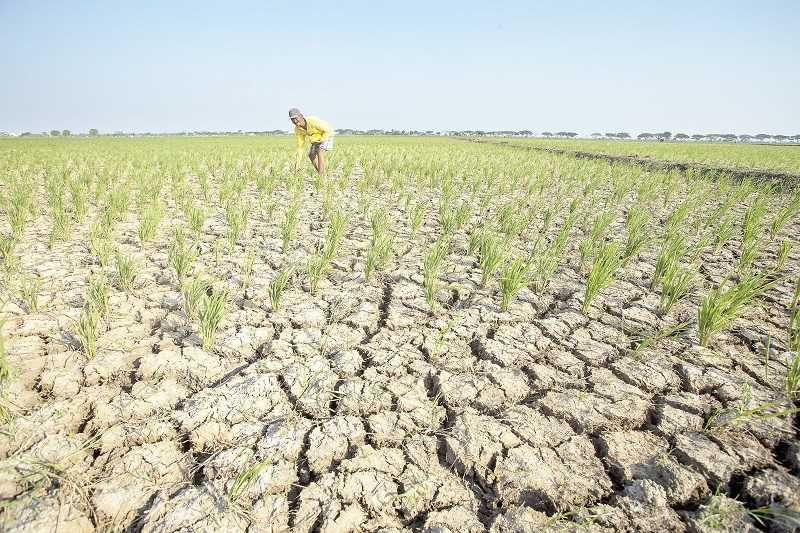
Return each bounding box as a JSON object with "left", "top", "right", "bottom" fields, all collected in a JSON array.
[
  {"left": 504, "top": 138, "right": 800, "bottom": 175},
  {"left": 1, "top": 135, "right": 799, "bottom": 532}
]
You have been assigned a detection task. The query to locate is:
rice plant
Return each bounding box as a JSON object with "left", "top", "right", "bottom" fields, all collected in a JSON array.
[
  {"left": 423, "top": 237, "right": 450, "bottom": 310},
  {"left": 440, "top": 206, "right": 459, "bottom": 235},
  {"left": 199, "top": 289, "right": 227, "bottom": 351},
  {"left": 697, "top": 272, "right": 778, "bottom": 346},
  {"left": 664, "top": 199, "right": 695, "bottom": 235},
  {"left": 622, "top": 206, "right": 650, "bottom": 264},
  {"left": 8, "top": 183, "right": 33, "bottom": 238},
  {"left": 228, "top": 457, "right": 275, "bottom": 502},
  {"left": 307, "top": 252, "right": 330, "bottom": 294},
  {"left": 747, "top": 503, "right": 800, "bottom": 531},
  {"left": 0, "top": 319, "right": 8, "bottom": 422},
  {"left": 737, "top": 235, "right": 764, "bottom": 273},
  {"left": 182, "top": 275, "right": 211, "bottom": 319},
  {"left": 226, "top": 201, "right": 250, "bottom": 251},
  {"left": 455, "top": 201, "right": 472, "bottom": 229},
  {"left": 580, "top": 210, "right": 616, "bottom": 264},
  {"left": 775, "top": 240, "right": 792, "bottom": 272},
  {"left": 138, "top": 200, "right": 165, "bottom": 246},
  {"left": 370, "top": 208, "right": 390, "bottom": 237},
  {"left": 660, "top": 175, "right": 682, "bottom": 208},
  {"left": 321, "top": 183, "right": 336, "bottom": 221},
  {"left": 86, "top": 275, "right": 110, "bottom": 317},
  {"left": 0, "top": 319, "right": 8, "bottom": 384},
  {"left": 212, "top": 238, "right": 225, "bottom": 266},
  {"left": 19, "top": 274, "right": 43, "bottom": 313},
  {"left": 787, "top": 351, "right": 800, "bottom": 400},
  {"left": 630, "top": 321, "right": 690, "bottom": 358},
  {"left": 713, "top": 215, "right": 736, "bottom": 253},
  {"left": 323, "top": 210, "right": 348, "bottom": 261},
  {"left": 89, "top": 224, "right": 113, "bottom": 268},
  {"left": 498, "top": 257, "right": 530, "bottom": 311},
  {"left": 0, "top": 235, "right": 17, "bottom": 270},
  {"left": 312, "top": 170, "right": 325, "bottom": 194},
  {"left": 741, "top": 193, "right": 769, "bottom": 250},
  {"left": 47, "top": 206, "right": 70, "bottom": 248},
  {"left": 365, "top": 233, "right": 394, "bottom": 279},
  {"left": 281, "top": 200, "right": 301, "bottom": 252},
  {"left": 496, "top": 199, "right": 527, "bottom": 238},
  {"left": 468, "top": 225, "right": 486, "bottom": 257},
  {"left": 199, "top": 172, "right": 211, "bottom": 203},
  {"left": 688, "top": 233, "right": 713, "bottom": 262},
  {"left": 769, "top": 191, "right": 800, "bottom": 240},
  {"left": 583, "top": 241, "right": 622, "bottom": 313},
  {"left": 478, "top": 231, "right": 505, "bottom": 286},
  {"left": 651, "top": 232, "right": 687, "bottom": 290},
  {"left": 529, "top": 212, "right": 576, "bottom": 293},
  {"left": 188, "top": 205, "right": 206, "bottom": 236},
  {"left": 789, "top": 308, "right": 799, "bottom": 354},
  {"left": 268, "top": 267, "right": 294, "bottom": 311},
  {"left": 793, "top": 276, "right": 800, "bottom": 308},
  {"left": 540, "top": 204, "right": 557, "bottom": 235},
  {"left": 115, "top": 252, "right": 139, "bottom": 292},
  {"left": 660, "top": 262, "right": 695, "bottom": 314},
  {"left": 705, "top": 399, "right": 800, "bottom": 434},
  {"left": 168, "top": 227, "right": 197, "bottom": 283},
  {"left": 240, "top": 248, "right": 257, "bottom": 290},
  {"left": 69, "top": 176, "right": 89, "bottom": 223},
  {"left": 74, "top": 305, "right": 100, "bottom": 358}
]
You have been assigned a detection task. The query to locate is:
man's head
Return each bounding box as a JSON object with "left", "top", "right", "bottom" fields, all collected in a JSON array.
[{"left": 289, "top": 108, "right": 305, "bottom": 127}]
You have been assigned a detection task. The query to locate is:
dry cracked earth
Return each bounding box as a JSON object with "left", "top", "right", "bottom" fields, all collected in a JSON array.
[{"left": 1, "top": 158, "right": 799, "bottom": 532}]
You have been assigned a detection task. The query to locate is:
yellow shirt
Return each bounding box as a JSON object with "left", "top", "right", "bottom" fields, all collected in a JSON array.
[{"left": 295, "top": 115, "right": 332, "bottom": 164}]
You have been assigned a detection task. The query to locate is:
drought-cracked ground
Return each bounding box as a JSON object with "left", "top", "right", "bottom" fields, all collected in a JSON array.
[{"left": 1, "top": 138, "right": 799, "bottom": 532}]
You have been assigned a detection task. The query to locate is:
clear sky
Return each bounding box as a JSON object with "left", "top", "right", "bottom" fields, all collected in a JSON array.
[{"left": 1, "top": 1, "right": 798, "bottom": 135}]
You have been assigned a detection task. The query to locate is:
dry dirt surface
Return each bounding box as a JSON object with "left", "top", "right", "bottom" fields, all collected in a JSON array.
[{"left": 0, "top": 137, "right": 799, "bottom": 532}]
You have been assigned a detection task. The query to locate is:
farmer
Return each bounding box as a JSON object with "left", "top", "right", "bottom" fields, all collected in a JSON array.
[{"left": 289, "top": 108, "right": 333, "bottom": 176}]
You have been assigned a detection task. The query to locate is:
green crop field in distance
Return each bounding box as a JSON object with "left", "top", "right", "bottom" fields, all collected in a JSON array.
[{"left": 502, "top": 137, "right": 800, "bottom": 174}]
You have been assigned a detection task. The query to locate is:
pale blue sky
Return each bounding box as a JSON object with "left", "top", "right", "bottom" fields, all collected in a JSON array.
[{"left": 1, "top": 1, "right": 798, "bottom": 134}]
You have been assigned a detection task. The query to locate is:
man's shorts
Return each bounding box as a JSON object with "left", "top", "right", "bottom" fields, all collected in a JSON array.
[
  {"left": 309, "top": 138, "right": 334, "bottom": 155},
  {"left": 308, "top": 137, "right": 333, "bottom": 154}
]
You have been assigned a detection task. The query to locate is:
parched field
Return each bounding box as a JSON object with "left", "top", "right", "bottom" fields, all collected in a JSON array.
[
  {"left": 0, "top": 136, "right": 799, "bottom": 532},
  {"left": 503, "top": 138, "right": 800, "bottom": 175}
]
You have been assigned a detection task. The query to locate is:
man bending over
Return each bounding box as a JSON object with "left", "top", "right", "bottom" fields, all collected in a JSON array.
[{"left": 289, "top": 108, "right": 333, "bottom": 175}]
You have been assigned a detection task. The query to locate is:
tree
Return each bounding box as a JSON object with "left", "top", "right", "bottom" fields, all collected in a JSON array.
[
  {"left": 754, "top": 133, "right": 772, "bottom": 141},
  {"left": 617, "top": 132, "right": 630, "bottom": 139},
  {"left": 542, "top": 132, "right": 553, "bottom": 137},
  {"left": 62, "top": 129, "right": 71, "bottom": 136},
  {"left": 50, "top": 130, "right": 60, "bottom": 136},
  {"left": 591, "top": 133, "right": 602, "bottom": 138},
  {"left": 89, "top": 128, "right": 99, "bottom": 136},
  {"left": 604, "top": 133, "right": 617, "bottom": 139},
  {"left": 691, "top": 134, "right": 705, "bottom": 141},
  {"left": 638, "top": 133, "right": 653, "bottom": 140},
  {"left": 674, "top": 133, "right": 689, "bottom": 140}
]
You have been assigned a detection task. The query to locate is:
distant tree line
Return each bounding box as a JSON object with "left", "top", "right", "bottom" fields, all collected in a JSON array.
[
  {"left": 7, "top": 129, "right": 800, "bottom": 142},
  {"left": 336, "top": 129, "right": 442, "bottom": 135},
  {"left": 15, "top": 129, "right": 290, "bottom": 137}
]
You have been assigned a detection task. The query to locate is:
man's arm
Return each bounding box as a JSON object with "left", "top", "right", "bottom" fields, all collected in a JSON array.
[{"left": 293, "top": 129, "right": 305, "bottom": 172}]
